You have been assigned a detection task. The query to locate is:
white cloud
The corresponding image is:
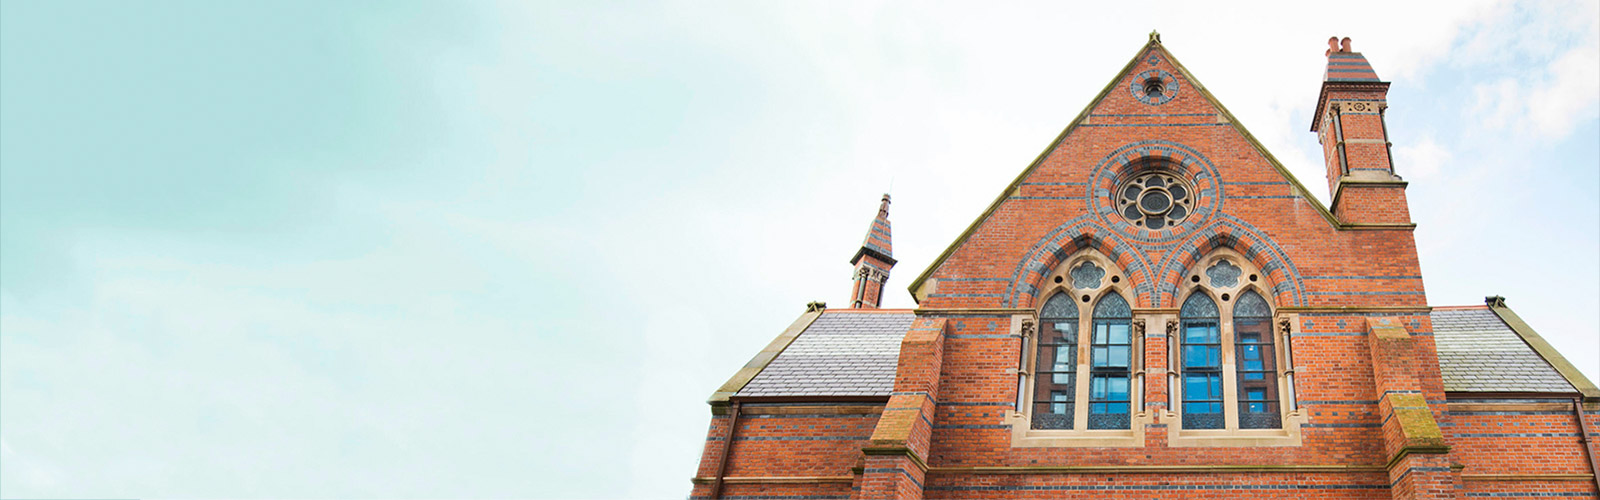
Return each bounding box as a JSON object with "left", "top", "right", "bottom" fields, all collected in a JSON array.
[{"left": 1392, "top": 134, "right": 1453, "bottom": 179}]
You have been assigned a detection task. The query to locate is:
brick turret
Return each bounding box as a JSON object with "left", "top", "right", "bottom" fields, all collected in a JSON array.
[
  {"left": 1311, "top": 37, "right": 1412, "bottom": 226},
  {"left": 849, "top": 194, "right": 895, "bottom": 309}
]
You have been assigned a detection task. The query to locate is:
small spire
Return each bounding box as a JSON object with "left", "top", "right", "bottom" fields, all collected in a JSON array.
[
  {"left": 1148, "top": 30, "right": 1161, "bottom": 44},
  {"left": 849, "top": 194, "right": 896, "bottom": 309}
]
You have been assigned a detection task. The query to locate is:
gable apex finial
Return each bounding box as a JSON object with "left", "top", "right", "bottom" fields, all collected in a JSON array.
[{"left": 1148, "top": 30, "right": 1161, "bottom": 44}]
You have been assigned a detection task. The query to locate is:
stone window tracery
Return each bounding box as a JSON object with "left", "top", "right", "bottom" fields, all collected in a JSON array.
[
  {"left": 1015, "top": 251, "right": 1143, "bottom": 442},
  {"left": 1172, "top": 252, "right": 1294, "bottom": 437},
  {"left": 1116, "top": 171, "right": 1193, "bottom": 230}
]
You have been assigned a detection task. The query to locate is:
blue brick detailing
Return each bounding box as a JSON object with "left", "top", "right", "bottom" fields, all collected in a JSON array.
[
  {"left": 1001, "top": 217, "right": 1157, "bottom": 308},
  {"left": 1130, "top": 68, "right": 1180, "bottom": 105},
  {"left": 1152, "top": 214, "right": 1307, "bottom": 307}
]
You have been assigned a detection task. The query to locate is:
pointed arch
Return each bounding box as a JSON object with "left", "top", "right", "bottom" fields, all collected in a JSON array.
[
  {"left": 1004, "top": 218, "right": 1157, "bottom": 308},
  {"left": 1155, "top": 216, "right": 1307, "bottom": 307}
]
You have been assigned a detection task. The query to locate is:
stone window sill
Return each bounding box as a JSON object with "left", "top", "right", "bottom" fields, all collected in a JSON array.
[
  {"left": 1003, "top": 411, "right": 1155, "bottom": 448},
  {"left": 1164, "top": 410, "right": 1309, "bottom": 447}
]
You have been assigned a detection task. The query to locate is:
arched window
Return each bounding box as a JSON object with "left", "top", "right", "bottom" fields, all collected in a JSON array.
[
  {"left": 1179, "top": 292, "right": 1223, "bottom": 430},
  {"left": 1172, "top": 254, "right": 1291, "bottom": 436},
  {"left": 1234, "top": 290, "right": 1279, "bottom": 429},
  {"left": 1031, "top": 292, "right": 1078, "bottom": 429},
  {"left": 1089, "top": 293, "right": 1132, "bottom": 429}
]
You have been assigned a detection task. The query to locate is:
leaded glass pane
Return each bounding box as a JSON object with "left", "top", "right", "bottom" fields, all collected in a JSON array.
[
  {"left": 1041, "top": 292, "right": 1077, "bottom": 319},
  {"left": 1070, "top": 261, "right": 1105, "bottom": 290},
  {"left": 1031, "top": 403, "right": 1073, "bottom": 429},
  {"left": 1032, "top": 317, "right": 1076, "bottom": 430},
  {"left": 1205, "top": 260, "right": 1242, "bottom": 288},
  {"left": 1234, "top": 290, "right": 1271, "bottom": 318},
  {"left": 1089, "top": 413, "right": 1130, "bottom": 430},
  {"left": 1240, "top": 400, "right": 1282, "bottom": 429},
  {"left": 1183, "top": 411, "right": 1224, "bottom": 430},
  {"left": 1089, "top": 373, "right": 1130, "bottom": 430},
  {"left": 1234, "top": 312, "right": 1280, "bottom": 429},
  {"left": 1093, "top": 293, "right": 1131, "bottom": 318},
  {"left": 1180, "top": 292, "right": 1219, "bottom": 318}
]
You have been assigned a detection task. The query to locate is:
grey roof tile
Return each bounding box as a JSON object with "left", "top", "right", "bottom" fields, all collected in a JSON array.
[
  {"left": 737, "top": 311, "right": 914, "bottom": 398},
  {"left": 1432, "top": 308, "right": 1574, "bottom": 393}
]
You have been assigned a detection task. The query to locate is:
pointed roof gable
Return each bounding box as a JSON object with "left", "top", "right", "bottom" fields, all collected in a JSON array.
[{"left": 906, "top": 34, "right": 1340, "bottom": 302}]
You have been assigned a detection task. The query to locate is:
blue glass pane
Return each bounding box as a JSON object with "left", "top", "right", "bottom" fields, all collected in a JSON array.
[
  {"left": 1180, "top": 293, "right": 1218, "bottom": 318},
  {"left": 1091, "top": 375, "right": 1106, "bottom": 396},
  {"left": 1206, "top": 260, "right": 1241, "bottom": 288},
  {"left": 1093, "top": 325, "right": 1106, "bottom": 344},
  {"left": 1093, "top": 293, "right": 1131, "bottom": 318},
  {"left": 1107, "top": 346, "right": 1129, "bottom": 368},
  {"left": 1070, "top": 261, "right": 1105, "bottom": 290},
  {"left": 1109, "top": 377, "right": 1128, "bottom": 401},
  {"left": 1091, "top": 346, "right": 1109, "bottom": 367},
  {"left": 1183, "top": 323, "right": 1218, "bottom": 344},
  {"left": 1052, "top": 373, "right": 1072, "bottom": 385},
  {"left": 1184, "top": 374, "right": 1209, "bottom": 396},
  {"left": 1107, "top": 323, "right": 1130, "bottom": 344},
  {"left": 1234, "top": 289, "right": 1271, "bottom": 317},
  {"left": 1041, "top": 292, "right": 1077, "bottom": 319},
  {"left": 1183, "top": 346, "right": 1209, "bottom": 368}
]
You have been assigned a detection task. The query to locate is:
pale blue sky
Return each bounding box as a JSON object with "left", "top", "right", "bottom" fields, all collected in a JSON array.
[{"left": 2, "top": 1, "right": 1595, "bottom": 498}]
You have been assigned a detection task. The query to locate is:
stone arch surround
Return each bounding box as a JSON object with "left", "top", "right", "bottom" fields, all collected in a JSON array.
[{"left": 1155, "top": 213, "right": 1308, "bottom": 307}]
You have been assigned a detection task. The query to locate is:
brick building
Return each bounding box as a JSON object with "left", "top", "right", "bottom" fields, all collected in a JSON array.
[{"left": 691, "top": 34, "right": 1600, "bottom": 500}]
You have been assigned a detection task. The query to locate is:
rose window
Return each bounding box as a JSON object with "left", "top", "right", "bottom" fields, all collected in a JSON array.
[{"left": 1116, "top": 172, "right": 1193, "bottom": 229}]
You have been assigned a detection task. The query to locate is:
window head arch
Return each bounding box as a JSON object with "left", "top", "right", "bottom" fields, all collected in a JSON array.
[
  {"left": 1180, "top": 291, "right": 1219, "bottom": 318},
  {"left": 1093, "top": 293, "right": 1131, "bottom": 318},
  {"left": 1234, "top": 289, "right": 1271, "bottom": 318},
  {"left": 1041, "top": 291, "right": 1078, "bottom": 319}
]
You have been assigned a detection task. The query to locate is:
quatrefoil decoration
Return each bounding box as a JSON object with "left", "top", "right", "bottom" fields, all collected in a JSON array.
[
  {"left": 1070, "top": 261, "right": 1105, "bottom": 290},
  {"left": 1206, "top": 260, "right": 1242, "bottom": 288}
]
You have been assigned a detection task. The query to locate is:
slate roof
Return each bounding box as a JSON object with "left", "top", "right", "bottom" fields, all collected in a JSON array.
[
  {"left": 733, "top": 306, "right": 1580, "bottom": 399},
  {"left": 1432, "top": 307, "right": 1575, "bottom": 394},
  {"left": 737, "top": 310, "right": 913, "bottom": 398},
  {"left": 1324, "top": 52, "right": 1382, "bottom": 82}
]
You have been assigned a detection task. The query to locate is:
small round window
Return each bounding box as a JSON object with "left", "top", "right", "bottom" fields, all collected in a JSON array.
[{"left": 1116, "top": 172, "right": 1193, "bottom": 230}]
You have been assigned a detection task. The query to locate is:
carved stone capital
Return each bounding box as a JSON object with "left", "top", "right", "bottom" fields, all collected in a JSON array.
[
  {"left": 1020, "top": 320, "right": 1036, "bottom": 339},
  {"left": 1165, "top": 318, "right": 1178, "bottom": 336}
]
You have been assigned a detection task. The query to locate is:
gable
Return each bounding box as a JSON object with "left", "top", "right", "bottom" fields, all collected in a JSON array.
[{"left": 909, "top": 36, "right": 1338, "bottom": 304}]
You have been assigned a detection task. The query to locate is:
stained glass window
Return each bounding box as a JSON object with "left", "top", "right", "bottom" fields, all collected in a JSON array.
[
  {"left": 1088, "top": 294, "right": 1132, "bottom": 429},
  {"left": 1180, "top": 293, "right": 1223, "bottom": 430},
  {"left": 1032, "top": 292, "right": 1077, "bottom": 429},
  {"left": 1234, "top": 290, "right": 1280, "bottom": 429}
]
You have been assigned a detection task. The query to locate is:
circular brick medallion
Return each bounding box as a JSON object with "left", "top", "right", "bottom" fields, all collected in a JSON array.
[{"left": 1130, "top": 69, "right": 1179, "bottom": 105}]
